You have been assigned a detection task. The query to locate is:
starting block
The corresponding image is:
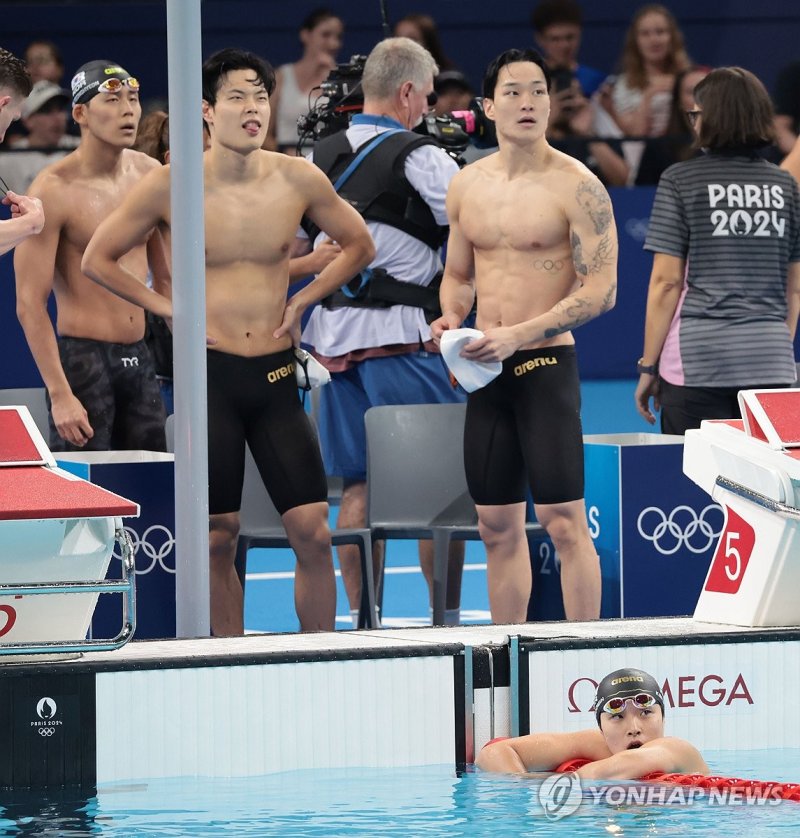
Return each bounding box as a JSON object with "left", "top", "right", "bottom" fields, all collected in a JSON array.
[
  {"left": 684, "top": 389, "right": 800, "bottom": 627},
  {"left": 0, "top": 406, "right": 139, "bottom": 657}
]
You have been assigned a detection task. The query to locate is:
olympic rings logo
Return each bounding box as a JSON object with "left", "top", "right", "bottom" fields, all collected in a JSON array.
[
  {"left": 38, "top": 728, "right": 55, "bottom": 737},
  {"left": 533, "top": 259, "right": 565, "bottom": 272},
  {"left": 637, "top": 504, "right": 723, "bottom": 555},
  {"left": 624, "top": 217, "right": 650, "bottom": 242},
  {"left": 113, "top": 524, "right": 176, "bottom": 575}
]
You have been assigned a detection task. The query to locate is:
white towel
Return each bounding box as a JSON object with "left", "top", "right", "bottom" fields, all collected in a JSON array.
[{"left": 439, "top": 328, "right": 502, "bottom": 393}]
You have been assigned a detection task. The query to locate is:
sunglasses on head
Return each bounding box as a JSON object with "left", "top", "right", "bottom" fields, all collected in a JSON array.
[
  {"left": 98, "top": 77, "right": 140, "bottom": 94},
  {"left": 602, "top": 693, "right": 658, "bottom": 715}
]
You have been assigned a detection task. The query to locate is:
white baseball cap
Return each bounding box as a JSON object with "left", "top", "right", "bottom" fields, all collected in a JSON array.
[
  {"left": 439, "top": 328, "right": 502, "bottom": 393},
  {"left": 22, "top": 80, "right": 70, "bottom": 118}
]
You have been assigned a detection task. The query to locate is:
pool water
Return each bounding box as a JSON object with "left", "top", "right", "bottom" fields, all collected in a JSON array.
[{"left": 1, "top": 750, "right": 798, "bottom": 837}]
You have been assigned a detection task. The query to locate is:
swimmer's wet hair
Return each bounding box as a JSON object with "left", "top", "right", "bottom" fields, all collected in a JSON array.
[
  {"left": 482, "top": 48, "right": 550, "bottom": 99},
  {"left": 0, "top": 46, "right": 33, "bottom": 99},
  {"left": 202, "top": 48, "right": 275, "bottom": 104}
]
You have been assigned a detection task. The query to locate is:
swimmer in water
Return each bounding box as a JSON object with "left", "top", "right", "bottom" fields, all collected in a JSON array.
[{"left": 476, "top": 667, "right": 709, "bottom": 779}]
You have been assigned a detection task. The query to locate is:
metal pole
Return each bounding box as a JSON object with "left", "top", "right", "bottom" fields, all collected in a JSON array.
[{"left": 166, "top": 0, "right": 209, "bottom": 637}]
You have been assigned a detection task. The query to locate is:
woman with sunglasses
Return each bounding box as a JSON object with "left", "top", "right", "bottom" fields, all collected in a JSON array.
[
  {"left": 476, "top": 668, "right": 709, "bottom": 778},
  {"left": 635, "top": 67, "right": 800, "bottom": 435}
]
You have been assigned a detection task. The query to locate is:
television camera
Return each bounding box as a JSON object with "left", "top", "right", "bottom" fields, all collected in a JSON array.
[{"left": 295, "top": 54, "right": 497, "bottom": 162}]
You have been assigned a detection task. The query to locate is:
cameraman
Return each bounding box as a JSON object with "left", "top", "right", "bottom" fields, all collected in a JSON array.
[{"left": 299, "top": 37, "right": 465, "bottom": 627}]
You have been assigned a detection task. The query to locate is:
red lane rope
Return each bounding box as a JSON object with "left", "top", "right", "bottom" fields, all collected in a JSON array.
[{"left": 554, "top": 758, "right": 800, "bottom": 801}]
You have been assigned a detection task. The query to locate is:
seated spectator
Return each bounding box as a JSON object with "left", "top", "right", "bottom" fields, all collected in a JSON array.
[
  {"left": 597, "top": 4, "right": 690, "bottom": 139},
  {"left": 547, "top": 86, "right": 629, "bottom": 186},
  {"left": 433, "top": 69, "right": 473, "bottom": 116},
  {"left": 24, "top": 39, "right": 65, "bottom": 85},
  {"left": 394, "top": 12, "right": 457, "bottom": 72},
  {"left": 773, "top": 59, "right": 800, "bottom": 157},
  {"left": 530, "top": 0, "right": 605, "bottom": 98},
  {"left": 536, "top": 17, "right": 628, "bottom": 187},
  {"left": 0, "top": 80, "right": 79, "bottom": 194},
  {"left": 266, "top": 8, "right": 344, "bottom": 154},
  {"left": 635, "top": 64, "right": 710, "bottom": 185}
]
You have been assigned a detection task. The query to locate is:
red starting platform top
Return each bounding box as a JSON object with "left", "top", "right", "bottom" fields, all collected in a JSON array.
[
  {"left": 0, "top": 406, "right": 138, "bottom": 520},
  {"left": 738, "top": 389, "right": 800, "bottom": 450},
  {"left": 0, "top": 465, "right": 139, "bottom": 521},
  {"left": 0, "top": 408, "right": 51, "bottom": 466}
]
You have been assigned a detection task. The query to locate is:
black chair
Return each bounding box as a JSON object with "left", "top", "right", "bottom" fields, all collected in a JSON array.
[
  {"left": 166, "top": 415, "right": 378, "bottom": 629},
  {"left": 365, "top": 403, "right": 543, "bottom": 626}
]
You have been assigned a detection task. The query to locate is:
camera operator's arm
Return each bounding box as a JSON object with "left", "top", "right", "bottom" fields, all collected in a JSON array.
[{"left": 288, "top": 234, "right": 342, "bottom": 282}]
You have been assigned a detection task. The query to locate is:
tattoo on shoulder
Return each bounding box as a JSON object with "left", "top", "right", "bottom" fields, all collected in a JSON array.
[{"left": 576, "top": 180, "right": 612, "bottom": 236}]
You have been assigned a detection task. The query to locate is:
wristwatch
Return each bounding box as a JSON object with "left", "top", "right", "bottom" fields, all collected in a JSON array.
[{"left": 637, "top": 358, "right": 659, "bottom": 375}]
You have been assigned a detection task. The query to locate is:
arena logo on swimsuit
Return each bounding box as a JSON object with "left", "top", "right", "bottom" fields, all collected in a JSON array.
[
  {"left": 566, "top": 673, "right": 754, "bottom": 712},
  {"left": 267, "top": 362, "right": 295, "bottom": 384},
  {"left": 514, "top": 356, "right": 557, "bottom": 377}
]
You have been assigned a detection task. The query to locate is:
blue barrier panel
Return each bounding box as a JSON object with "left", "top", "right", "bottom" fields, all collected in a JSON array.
[
  {"left": 584, "top": 434, "right": 720, "bottom": 618},
  {"left": 0, "top": 249, "right": 50, "bottom": 389},
  {"left": 57, "top": 455, "right": 177, "bottom": 639},
  {"left": 527, "top": 480, "right": 621, "bottom": 622},
  {"left": 576, "top": 186, "right": 655, "bottom": 380},
  {"left": 531, "top": 434, "right": 718, "bottom": 621}
]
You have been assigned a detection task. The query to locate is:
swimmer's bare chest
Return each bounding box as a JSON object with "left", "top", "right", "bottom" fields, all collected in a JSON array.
[
  {"left": 460, "top": 180, "right": 569, "bottom": 255},
  {"left": 203, "top": 187, "right": 304, "bottom": 267}
]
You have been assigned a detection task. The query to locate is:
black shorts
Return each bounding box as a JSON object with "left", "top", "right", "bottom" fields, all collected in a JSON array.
[
  {"left": 464, "top": 345, "right": 584, "bottom": 506},
  {"left": 659, "top": 379, "right": 791, "bottom": 435},
  {"left": 50, "top": 336, "right": 167, "bottom": 452},
  {"left": 207, "top": 348, "right": 328, "bottom": 516}
]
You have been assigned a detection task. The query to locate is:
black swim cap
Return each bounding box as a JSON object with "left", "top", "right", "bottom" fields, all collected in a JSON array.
[
  {"left": 70, "top": 60, "right": 133, "bottom": 106},
  {"left": 592, "top": 668, "right": 665, "bottom": 727}
]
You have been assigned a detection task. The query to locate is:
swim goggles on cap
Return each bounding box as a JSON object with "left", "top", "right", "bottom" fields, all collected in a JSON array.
[
  {"left": 601, "top": 693, "right": 658, "bottom": 715},
  {"left": 97, "top": 77, "right": 140, "bottom": 94}
]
